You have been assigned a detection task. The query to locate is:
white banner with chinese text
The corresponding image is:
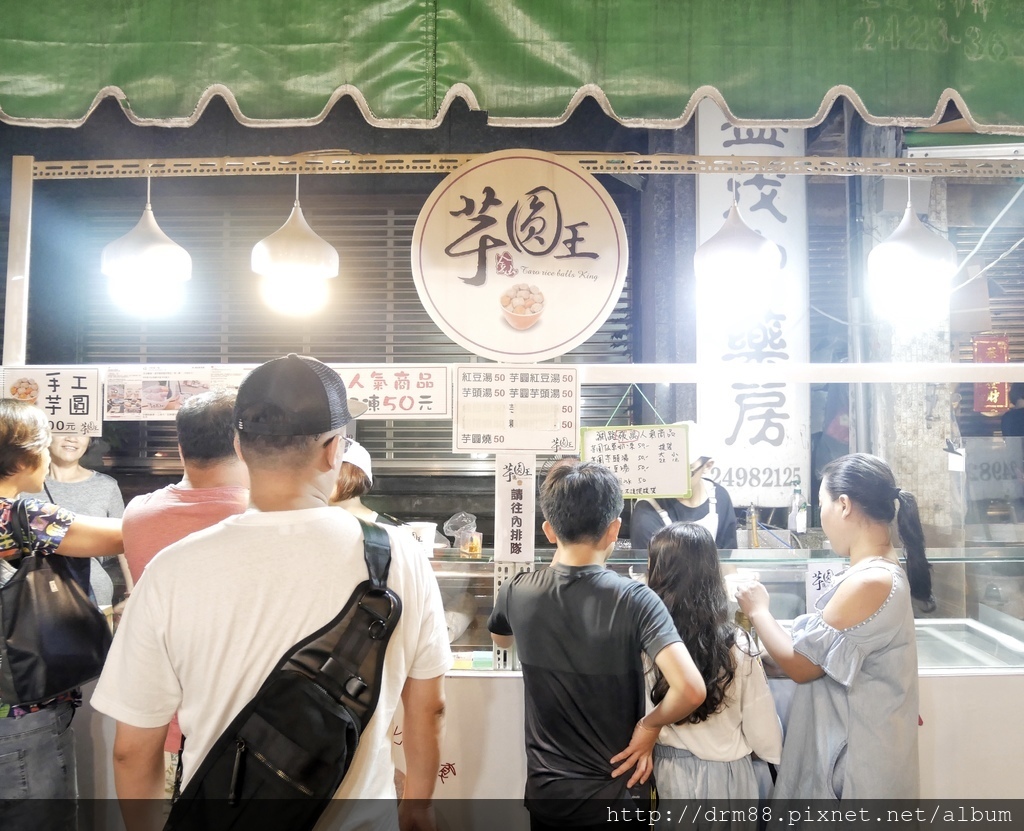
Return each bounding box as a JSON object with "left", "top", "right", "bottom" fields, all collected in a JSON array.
[
  {"left": 494, "top": 454, "right": 537, "bottom": 563},
  {"left": 695, "top": 100, "right": 811, "bottom": 508},
  {"left": 4, "top": 366, "right": 102, "bottom": 435}
]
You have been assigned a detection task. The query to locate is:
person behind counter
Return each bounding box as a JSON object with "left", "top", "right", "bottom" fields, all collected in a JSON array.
[
  {"left": 0, "top": 399, "right": 123, "bottom": 822},
  {"left": 735, "top": 453, "right": 932, "bottom": 800},
  {"left": 630, "top": 434, "right": 738, "bottom": 551},
  {"left": 646, "top": 522, "right": 782, "bottom": 800},
  {"left": 488, "top": 461, "right": 706, "bottom": 829},
  {"left": 1001, "top": 383, "right": 1024, "bottom": 437},
  {"left": 21, "top": 433, "right": 131, "bottom": 607}
]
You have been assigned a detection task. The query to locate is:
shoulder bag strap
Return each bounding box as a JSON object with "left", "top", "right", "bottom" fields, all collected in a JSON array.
[
  {"left": 358, "top": 519, "right": 391, "bottom": 591},
  {"left": 637, "top": 498, "right": 672, "bottom": 528},
  {"left": 312, "top": 521, "right": 400, "bottom": 730}
]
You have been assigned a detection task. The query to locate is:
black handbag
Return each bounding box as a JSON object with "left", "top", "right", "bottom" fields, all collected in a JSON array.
[{"left": 0, "top": 499, "right": 113, "bottom": 707}]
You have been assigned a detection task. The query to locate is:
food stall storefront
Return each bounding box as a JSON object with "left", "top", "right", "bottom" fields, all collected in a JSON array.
[{"left": 4, "top": 0, "right": 1024, "bottom": 811}]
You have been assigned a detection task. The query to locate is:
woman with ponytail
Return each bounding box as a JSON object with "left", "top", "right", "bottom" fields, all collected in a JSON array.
[{"left": 736, "top": 453, "right": 929, "bottom": 800}]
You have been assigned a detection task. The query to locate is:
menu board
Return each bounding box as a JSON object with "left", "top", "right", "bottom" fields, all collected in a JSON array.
[
  {"left": 580, "top": 424, "right": 690, "bottom": 498},
  {"left": 453, "top": 365, "right": 578, "bottom": 453},
  {"left": 3, "top": 366, "right": 102, "bottom": 436}
]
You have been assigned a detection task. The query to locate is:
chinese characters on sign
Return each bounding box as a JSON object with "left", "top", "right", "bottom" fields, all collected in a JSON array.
[
  {"left": 494, "top": 454, "right": 536, "bottom": 563},
  {"left": 332, "top": 365, "right": 451, "bottom": 419},
  {"left": 971, "top": 336, "right": 1010, "bottom": 416},
  {"left": 105, "top": 365, "right": 215, "bottom": 422},
  {"left": 806, "top": 563, "right": 839, "bottom": 612},
  {"left": 101, "top": 364, "right": 450, "bottom": 422},
  {"left": 695, "top": 99, "right": 810, "bottom": 508},
  {"left": 453, "top": 365, "right": 578, "bottom": 453},
  {"left": 4, "top": 367, "right": 101, "bottom": 436},
  {"left": 412, "top": 150, "right": 628, "bottom": 363},
  {"left": 580, "top": 425, "right": 691, "bottom": 498}
]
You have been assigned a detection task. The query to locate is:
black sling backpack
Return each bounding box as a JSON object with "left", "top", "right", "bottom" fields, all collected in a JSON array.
[{"left": 165, "top": 520, "right": 401, "bottom": 831}]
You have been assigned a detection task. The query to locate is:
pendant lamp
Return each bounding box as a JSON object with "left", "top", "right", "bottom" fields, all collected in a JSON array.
[
  {"left": 867, "top": 189, "right": 957, "bottom": 330},
  {"left": 252, "top": 175, "right": 338, "bottom": 281},
  {"left": 101, "top": 176, "right": 191, "bottom": 317},
  {"left": 693, "top": 202, "right": 782, "bottom": 325},
  {"left": 252, "top": 175, "right": 337, "bottom": 316}
]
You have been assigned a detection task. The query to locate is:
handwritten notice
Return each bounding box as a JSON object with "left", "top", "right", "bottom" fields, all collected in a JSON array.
[{"left": 580, "top": 424, "right": 691, "bottom": 498}]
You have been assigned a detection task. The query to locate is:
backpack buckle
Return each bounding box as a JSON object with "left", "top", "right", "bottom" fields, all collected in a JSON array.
[{"left": 359, "top": 590, "right": 400, "bottom": 640}]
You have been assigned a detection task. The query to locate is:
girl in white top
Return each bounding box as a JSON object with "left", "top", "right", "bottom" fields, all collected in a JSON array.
[{"left": 645, "top": 522, "right": 782, "bottom": 799}]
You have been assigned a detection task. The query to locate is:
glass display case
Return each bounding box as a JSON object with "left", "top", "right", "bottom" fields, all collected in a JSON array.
[
  {"left": 425, "top": 547, "right": 1024, "bottom": 799},
  {"left": 432, "top": 547, "right": 1024, "bottom": 673}
]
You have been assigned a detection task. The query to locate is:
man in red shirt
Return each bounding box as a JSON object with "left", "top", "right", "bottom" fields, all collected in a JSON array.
[{"left": 120, "top": 389, "right": 250, "bottom": 793}]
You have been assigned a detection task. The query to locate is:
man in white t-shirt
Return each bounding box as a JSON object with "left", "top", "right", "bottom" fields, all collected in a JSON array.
[{"left": 93, "top": 354, "right": 452, "bottom": 829}]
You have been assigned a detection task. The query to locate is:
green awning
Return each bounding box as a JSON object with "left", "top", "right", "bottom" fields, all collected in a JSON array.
[{"left": 3, "top": 0, "right": 1024, "bottom": 132}]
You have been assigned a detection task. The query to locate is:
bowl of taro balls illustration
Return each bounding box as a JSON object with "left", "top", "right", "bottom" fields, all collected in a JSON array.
[{"left": 500, "top": 283, "right": 545, "bottom": 330}]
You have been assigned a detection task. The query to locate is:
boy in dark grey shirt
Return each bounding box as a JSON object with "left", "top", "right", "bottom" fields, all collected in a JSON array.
[{"left": 489, "top": 461, "right": 705, "bottom": 828}]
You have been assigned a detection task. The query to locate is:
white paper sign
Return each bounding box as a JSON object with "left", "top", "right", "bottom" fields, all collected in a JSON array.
[
  {"left": 805, "top": 561, "right": 841, "bottom": 613},
  {"left": 331, "top": 365, "right": 451, "bottom": 419},
  {"left": 581, "top": 425, "right": 691, "bottom": 498},
  {"left": 695, "top": 99, "right": 811, "bottom": 507},
  {"left": 4, "top": 366, "right": 102, "bottom": 436},
  {"left": 453, "top": 365, "right": 578, "bottom": 453},
  {"left": 102, "top": 363, "right": 451, "bottom": 422},
  {"left": 100, "top": 365, "right": 214, "bottom": 422},
  {"left": 494, "top": 454, "right": 536, "bottom": 563}
]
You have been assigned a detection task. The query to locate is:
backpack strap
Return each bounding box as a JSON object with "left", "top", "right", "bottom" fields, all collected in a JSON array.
[
  {"left": 359, "top": 519, "right": 391, "bottom": 591},
  {"left": 637, "top": 498, "right": 672, "bottom": 528}
]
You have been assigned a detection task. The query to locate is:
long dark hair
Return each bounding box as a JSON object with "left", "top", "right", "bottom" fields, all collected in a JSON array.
[
  {"left": 821, "top": 453, "right": 932, "bottom": 602},
  {"left": 646, "top": 522, "right": 737, "bottom": 724}
]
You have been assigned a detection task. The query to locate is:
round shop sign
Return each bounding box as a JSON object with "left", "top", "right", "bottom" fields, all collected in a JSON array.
[{"left": 412, "top": 149, "right": 628, "bottom": 363}]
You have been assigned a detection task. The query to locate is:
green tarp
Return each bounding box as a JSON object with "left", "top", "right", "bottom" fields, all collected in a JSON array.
[{"left": 2, "top": 0, "right": 1024, "bottom": 131}]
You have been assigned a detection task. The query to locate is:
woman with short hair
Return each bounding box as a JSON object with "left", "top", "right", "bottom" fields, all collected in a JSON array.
[{"left": 0, "top": 399, "right": 122, "bottom": 817}]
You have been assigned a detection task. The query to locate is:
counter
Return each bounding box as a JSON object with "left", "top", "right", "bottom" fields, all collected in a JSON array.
[
  {"left": 75, "top": 547, "right": 1024, "bottom": 808},
  {"left": 412, "top": 548, "right": 1024, "bottom": 799}
]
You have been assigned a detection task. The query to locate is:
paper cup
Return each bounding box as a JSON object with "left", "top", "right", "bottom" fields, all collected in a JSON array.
[{"left": 723, "top": 569, "right": 760, "bottom": 601}]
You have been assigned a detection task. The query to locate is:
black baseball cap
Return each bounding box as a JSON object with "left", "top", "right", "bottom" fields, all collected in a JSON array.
[{"left": 235, "top": 354, "right": 367, "bottom": 436}]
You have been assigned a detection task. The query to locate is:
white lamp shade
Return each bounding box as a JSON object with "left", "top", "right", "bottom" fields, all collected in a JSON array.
[
  {"left": 258, "top": 275, "right": 330, "bottom": 316},
  {"left": 251, "top": 204, "right": 339, "bottom": 280},
  {"left": 867, "top": 204, "right": 957, "bottom": 328},
  {"left": 101, "top": 205, "right": 191, "bottom": 317},
  {"left": 100, "top": 206, "right": 192, "bottom": 283},
  {"left": 693, "top": 204, "right": 782, "bottom": 321}
]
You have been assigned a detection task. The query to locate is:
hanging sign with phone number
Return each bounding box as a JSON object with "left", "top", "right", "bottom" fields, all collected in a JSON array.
[{"left": 709, "top": 465, "right": 802, "bottom": 490}]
